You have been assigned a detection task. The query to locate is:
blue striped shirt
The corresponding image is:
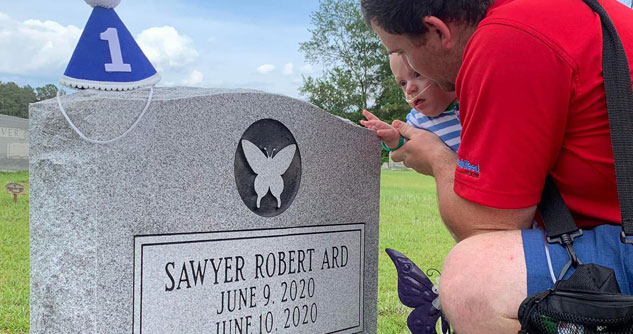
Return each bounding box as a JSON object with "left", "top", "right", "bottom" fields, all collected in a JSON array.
[{"left": 406, "top": 102, "right": 461, "bottom": 152}]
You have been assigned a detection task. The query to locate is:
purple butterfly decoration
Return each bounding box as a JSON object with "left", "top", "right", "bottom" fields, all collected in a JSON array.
[{"left": 385, "top": 248, "right": 451, "bottom": 334}]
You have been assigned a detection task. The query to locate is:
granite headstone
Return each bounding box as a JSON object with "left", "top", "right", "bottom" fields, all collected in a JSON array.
[
  {"left": 0, "top": 114, "right": 29, "bottom": 171},
  {"left": 30, "top": 87, "right": 381, "bottom": 334}
]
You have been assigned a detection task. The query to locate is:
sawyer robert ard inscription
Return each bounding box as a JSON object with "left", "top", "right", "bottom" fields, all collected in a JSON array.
[{"left": 133, "top": 224, "right": 364, "bottom": 334}]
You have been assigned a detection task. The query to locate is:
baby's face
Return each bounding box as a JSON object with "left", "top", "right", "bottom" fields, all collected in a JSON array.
[{"left": 390, "top": 55, "right": 456, "bottom": 117}]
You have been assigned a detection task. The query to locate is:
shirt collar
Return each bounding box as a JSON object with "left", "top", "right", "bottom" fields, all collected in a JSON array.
[{"left": 487, "top": 0, "right": 513, "bottom": 14}]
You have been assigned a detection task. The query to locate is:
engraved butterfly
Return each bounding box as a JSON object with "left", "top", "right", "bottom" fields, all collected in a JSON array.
[
  {"left": 386, "top": 248, "right": 452, "bottom": 334},
  {"left": 241, "top": 140, "right": 297, "bottom": 209}
]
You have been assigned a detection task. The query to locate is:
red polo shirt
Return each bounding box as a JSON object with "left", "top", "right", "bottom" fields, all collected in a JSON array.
[{"left": 454, "top": 0, "right": 633, "bottom": 227}]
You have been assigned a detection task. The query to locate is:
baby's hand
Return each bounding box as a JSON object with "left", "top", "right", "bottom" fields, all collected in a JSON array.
[{"left": 360, "top": 110, "right": 401, "bottom": 149}]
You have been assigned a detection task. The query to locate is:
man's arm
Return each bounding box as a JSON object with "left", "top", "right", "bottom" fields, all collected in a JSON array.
[{"left": 391, "top": 121, "right": 535, "bottom": 241}]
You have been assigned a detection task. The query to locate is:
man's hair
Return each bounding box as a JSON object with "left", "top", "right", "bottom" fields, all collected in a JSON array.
[{"left": 361, "top": 0, "right": 494, "bottom": 36}]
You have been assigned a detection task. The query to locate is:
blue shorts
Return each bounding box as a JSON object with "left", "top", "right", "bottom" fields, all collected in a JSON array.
[{"left": 522, "top": 224, "right": 633, "bottom": 296}]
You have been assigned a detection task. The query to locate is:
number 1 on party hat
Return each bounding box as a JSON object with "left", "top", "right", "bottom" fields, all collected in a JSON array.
[{"left": 60, "top": 0, "right": 160, "bottom": 91}]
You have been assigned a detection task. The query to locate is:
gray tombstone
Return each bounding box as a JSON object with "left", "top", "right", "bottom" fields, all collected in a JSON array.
[
  {"left": 30, "top": 87, "right": 381, "bottom": 334},
  {"left": 388, "top": 152, "right": 410, "bottom": 171},
  {"left": 0, "top": 114, "right": 29, "bottom": 171}
]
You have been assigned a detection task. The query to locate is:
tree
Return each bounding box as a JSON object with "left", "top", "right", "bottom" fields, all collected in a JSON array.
[
  {"left": 0, "top": 82, "right": 62, "bottom": 119},
  {"left": 299, "top": 0, "right": 387, "bottom": 121},
  {"left": 299, "top": 68, "right": 367, "bottom": 123},
  {"left": 0, "top": 82, "right": 36, "bottom": 118},
  {"left": 299, "top": 0, "right": 412, "bottom": 162},
  {"left": 36, "top": 84, "right": 60, "bottom": 101}
]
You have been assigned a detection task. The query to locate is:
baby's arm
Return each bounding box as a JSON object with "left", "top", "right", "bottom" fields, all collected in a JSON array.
[
  {"left": 406, "top": 107, "right": 461, "bottom": 153},
  {"left": 360, "top": 110, "right": 401, "bottom": 149}
]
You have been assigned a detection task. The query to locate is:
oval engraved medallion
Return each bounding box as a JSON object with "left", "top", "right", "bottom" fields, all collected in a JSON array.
[{"left": 234, "top": 119, "right": 301, "bottom": 217}]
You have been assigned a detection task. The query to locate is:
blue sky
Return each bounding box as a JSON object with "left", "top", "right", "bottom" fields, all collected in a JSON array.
[
  {"left": 1, "top": 0, "right": 632, "bottom": 99},
  {"left": 0, "top": 0, "right": 323, "bottom": 98}
]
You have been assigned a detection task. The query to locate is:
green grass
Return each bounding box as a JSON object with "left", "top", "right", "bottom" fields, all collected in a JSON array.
[
  {"left": 0, "top": 171, "right": 29, "bottom": 334},
  {"left": 0, "top": 169, "right": 454, "bottom": 334},
  {"left": 377, "top": 170, "right": 455, "bottom": 333}
]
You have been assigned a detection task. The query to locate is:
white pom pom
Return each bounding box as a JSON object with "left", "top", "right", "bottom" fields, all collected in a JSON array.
[{"left": 85, "top": 0, "right": 121, "bottom": 8}]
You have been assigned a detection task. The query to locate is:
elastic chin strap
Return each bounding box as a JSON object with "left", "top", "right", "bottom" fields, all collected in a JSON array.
[{"left": 56, "top": 86, "right": 154, "bottom": 145}]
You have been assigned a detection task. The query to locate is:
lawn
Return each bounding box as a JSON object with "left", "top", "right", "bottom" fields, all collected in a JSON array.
[
  {"left": 0, "top": 169, "right": 454, "bottom": 334},
  {"left": 377, "top": 170, "right": 455, "bottom": 333},
  {"left": 0, "top": 171, "right": 29, "bottom": 334}
]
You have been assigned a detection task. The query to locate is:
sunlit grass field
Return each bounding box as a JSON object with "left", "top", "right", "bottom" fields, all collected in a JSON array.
[
  {"left": 376, "top": 170, "right": 455, "bottom": 333},
  {"left": 0, "top": 171, "right": 29, "bottom": 334},
  {"left": 0, "top": 169, "right": 454, "bottom": 334}
]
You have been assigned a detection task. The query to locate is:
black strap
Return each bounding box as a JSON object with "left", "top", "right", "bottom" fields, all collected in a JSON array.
[
  {"left": 540, "top": 0, "right": 633, "bottom": 244},
  {"left": 539, "top": 176, "right": 583, "bottom": 275},
  {"left": 538, "top": 176, "right": 578, "bottom": 239},
  {"left": 582, "top": 0, "right": 633, "bottom": 242}
]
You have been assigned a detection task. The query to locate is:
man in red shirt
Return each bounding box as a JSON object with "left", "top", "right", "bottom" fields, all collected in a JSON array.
[{"left": 362, "top": 0, "right": 633, "bottom": 332}]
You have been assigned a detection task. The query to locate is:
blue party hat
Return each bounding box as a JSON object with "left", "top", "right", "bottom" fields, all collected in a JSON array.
[{"left": 60, "top": 0, "right": 160, "bottom": 90}]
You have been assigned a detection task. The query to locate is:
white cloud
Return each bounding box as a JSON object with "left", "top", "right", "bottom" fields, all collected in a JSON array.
[
  {"left": 282, "top": 63, "right": 294, "bottom": 75},
  {"left": 0, "top": 14, "right": 201, "bottom": 82},
  {"left": 0, "top": 12, "right": 82, "bottom": 75},
  {"left": 182, "top": 70, "right": 203, "bottom": 86},
  {"left": 136, "top": 26, "right": 199, "bottom": 71},
  {"left": 256, "top": 64, "right": 275, "bottom": 74},
  {"left": 300, "top": 64, "right": 313, "bottom": 74}
]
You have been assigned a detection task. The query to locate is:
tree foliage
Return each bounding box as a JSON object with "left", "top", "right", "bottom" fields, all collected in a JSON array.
[
  {"left": 299, "top": 0, "right": 411, "bottom": 128},
  {"left": 299, "top": 0, "right": 388, "bottom": 121},
  {"left": 0, "top": 82, "right": 61, "bottom": 119},
  {"left": 299, "top": 68, "right": 367, "bottom": 123},
  {"left": 35, "top": 84, "right": 60, "bottom": 102},
  {"left": 299, "top": 0, "right": 412, "bottom": 163}
]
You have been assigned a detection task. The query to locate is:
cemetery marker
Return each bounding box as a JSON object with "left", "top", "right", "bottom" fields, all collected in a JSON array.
[{"left": 5, "top": 182, "right": 25, "bottom": 203}]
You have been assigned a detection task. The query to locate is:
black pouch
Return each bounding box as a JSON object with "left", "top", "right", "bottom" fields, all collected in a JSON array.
[{"left": 518, "top": 264, "right": 633, "bottom": 333}]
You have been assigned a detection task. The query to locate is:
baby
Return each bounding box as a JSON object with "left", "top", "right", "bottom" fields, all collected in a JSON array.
[{"left": 361, "top": 54, "right": 461, "bottom": 152}]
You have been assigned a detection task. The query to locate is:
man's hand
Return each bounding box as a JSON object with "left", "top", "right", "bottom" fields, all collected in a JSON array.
[
  {"left": 360, "top": 110, "right": 401, "bottom": 149},
  {"left": 390, "top": 120, "right": 535, "bottom": 241},
  {"left": 390, "top": 120, "right": 454, "bottom": 176}
]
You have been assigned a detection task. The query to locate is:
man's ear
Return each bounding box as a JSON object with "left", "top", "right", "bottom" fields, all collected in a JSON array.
[{"left": 423, "top": 16, "right": 453, "bottom": 50}]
